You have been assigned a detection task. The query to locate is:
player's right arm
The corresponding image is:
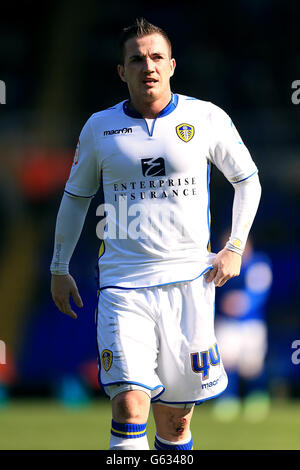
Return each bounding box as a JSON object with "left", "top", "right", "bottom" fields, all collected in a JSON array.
[
  {"left": 50, "top": 116, "right": 100, "bottom": 318},
  {"left": 50, "top": 193, "right": 92, "bottom": 318}
]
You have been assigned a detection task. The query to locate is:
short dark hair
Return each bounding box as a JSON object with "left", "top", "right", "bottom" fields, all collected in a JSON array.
[{"left": 119, "top": 17, "right": 172, "bottom": 64}]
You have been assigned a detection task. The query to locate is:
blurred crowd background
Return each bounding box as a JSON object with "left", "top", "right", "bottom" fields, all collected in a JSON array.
[{"left": 0, "top": 0, "right": 299, "bottom": 411}]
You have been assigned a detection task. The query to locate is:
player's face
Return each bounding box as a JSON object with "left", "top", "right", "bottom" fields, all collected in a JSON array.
[{"left": 118, "top": 33, "right": 176, "bottom": 105}]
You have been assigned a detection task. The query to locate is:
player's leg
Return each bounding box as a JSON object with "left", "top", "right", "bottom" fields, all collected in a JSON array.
[
  {"left": 151, "top": 277, "right": 227, "bottom": 450},
  {"left": 152, "top": 403, "right": 194, "bottom": 450},
  {"left": 97, "top": 287, "right": 164, "bottom": 450},
  {"left": 109, "top": 388, "right": 151, "bottom": 450}
]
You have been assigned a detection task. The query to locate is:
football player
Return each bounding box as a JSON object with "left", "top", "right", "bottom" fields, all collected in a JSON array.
[{"left": 51, "top": 18, "right": 261, "bottom": 450}]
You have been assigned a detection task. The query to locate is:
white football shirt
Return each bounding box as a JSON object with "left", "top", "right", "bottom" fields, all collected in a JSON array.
[{"left": 65, "top": 93, "right": 258, "bottom": 289}]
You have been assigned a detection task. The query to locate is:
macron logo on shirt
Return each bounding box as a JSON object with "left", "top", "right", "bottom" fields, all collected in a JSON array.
[
  {"left": 103, "top": 127, "right": 132, "bottom": 136},
  {"left": 141, "top": 158, "right": 166, "bottom": 177}
]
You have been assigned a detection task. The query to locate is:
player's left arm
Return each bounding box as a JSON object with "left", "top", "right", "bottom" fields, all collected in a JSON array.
[
  {"left": 206, "top": 173, "right": 261, "bottom": 287},
  {"left": 206, "top": 103, "right": 262, "bottom": 287}
]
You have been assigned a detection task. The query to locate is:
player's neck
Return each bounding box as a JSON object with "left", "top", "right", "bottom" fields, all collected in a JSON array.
[{"left": 128, "top": 93, "right": 172, "bottom": 119}]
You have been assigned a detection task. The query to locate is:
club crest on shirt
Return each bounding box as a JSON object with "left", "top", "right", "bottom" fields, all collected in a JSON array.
[
  {"left": 176, "top": 123, "right": 194, "bottom": 142},
  {"left": 101, "top": 349, "right": 113, "bottom": 371}
]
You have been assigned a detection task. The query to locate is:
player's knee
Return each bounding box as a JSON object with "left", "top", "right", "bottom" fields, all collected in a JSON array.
[{"left": 112, "top": 391, "right": 149, "bottom": 423}]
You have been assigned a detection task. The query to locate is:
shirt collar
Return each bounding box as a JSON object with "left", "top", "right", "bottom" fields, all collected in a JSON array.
[{"left": 123, "top": 93, "right": 178, "bottom": 119}]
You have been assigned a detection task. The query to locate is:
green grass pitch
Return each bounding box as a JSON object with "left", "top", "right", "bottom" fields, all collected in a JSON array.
[{"left": 0, "top": 398, "right": 299, "bottom": 450}]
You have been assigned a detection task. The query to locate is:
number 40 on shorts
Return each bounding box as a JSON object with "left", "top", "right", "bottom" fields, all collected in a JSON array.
[{"left": 190, "top": 343, "right": 220, "bottom": 380}]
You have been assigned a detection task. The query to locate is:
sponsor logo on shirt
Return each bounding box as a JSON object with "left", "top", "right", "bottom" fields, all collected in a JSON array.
[
  {"left": 103, "top": 127, "right": 133, "bottom": 136},
  {"left": 96, "top": 176, "right": 199, "bottom": 240},
  {"left": 111, "top": 175, "right": 198, "bottom": 202},
  {"left": 141, "top": 157, "right": 166, "bottom": 177},
  {"left": 176, "top": 123, "right": 195, "bottom": 142}
]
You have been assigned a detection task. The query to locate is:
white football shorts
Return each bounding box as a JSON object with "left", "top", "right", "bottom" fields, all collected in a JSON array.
[{"left": 96, "top": 275, "right": 228, "bottom": 405}]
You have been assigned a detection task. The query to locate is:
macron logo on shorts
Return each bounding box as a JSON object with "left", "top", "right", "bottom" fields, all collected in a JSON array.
[{"left": 141, "top": 157, "right": 166, "bottom": 177}]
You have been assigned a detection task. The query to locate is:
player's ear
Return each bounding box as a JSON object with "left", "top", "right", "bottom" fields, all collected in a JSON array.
[
  {"left": 117, "top": 64, "right": 127, "bottom": 83},
  {"left": 169, "top": 58, "right": 176, "bottom": 77}
]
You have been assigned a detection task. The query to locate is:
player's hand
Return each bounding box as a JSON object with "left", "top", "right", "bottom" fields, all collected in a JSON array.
[
  {"left": 205, "top": 248, "right": 242, "bottom": 287},
  {"left": 51, "top": 274, "right": 83, "bottom": 319}
]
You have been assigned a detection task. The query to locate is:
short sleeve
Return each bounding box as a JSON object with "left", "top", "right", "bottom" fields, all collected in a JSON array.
[
  {"left": 65, "top": 117, "right": 100, "bottom": 197},
  {"left": 208, "top": 103, "right": 258, "bottom": 184}
]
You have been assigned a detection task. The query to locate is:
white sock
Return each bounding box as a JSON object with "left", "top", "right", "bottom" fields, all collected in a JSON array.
[
  {"left": 154, "top": 431, "right": 193, "bottom": 450},
  {"left": 110, "top": 420, "right": 149, "bottom": 450}
]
